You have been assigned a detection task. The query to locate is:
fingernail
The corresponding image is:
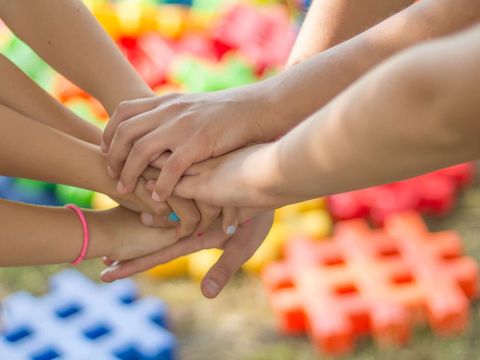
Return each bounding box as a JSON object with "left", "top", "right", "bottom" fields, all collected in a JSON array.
[
  {"left": 100, "top": 140, "right": 107, "bottom": 153},
  {"left": 107, "top": 165, "right": 116, "bottom": 178},
  {"left": 141, "top": 213, "right": 154, "bottom": 226},
  {"left": 226, "top": 225, "right": 237, "bottom": 235},
  {"left": 196, "top": 232, "right": 204, "bottom": 238},
  {"left": 168, "top": 212, "right": 180, "bottom": 222},
  {"left": 241, "top": 219, "right": 252, "bottom": 226},
  {"left": 100, "top": 266, "right": 117, "bottom": 277},
  {"left": 203, "top": 278, "right": 220, "bottom": 298},
  {"left": 117, "top": 181, "right": 127, "bottom": 194},
  {"left": 152, "top": 191, "right": 162, "bottom": 202}
]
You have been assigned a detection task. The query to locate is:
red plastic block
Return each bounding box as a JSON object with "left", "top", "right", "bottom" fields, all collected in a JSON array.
[
  {"left": 118, "top": 34, "right": 176, "bottom": 88},
  {"left": 327, "top": 163, "right": 475, "bottom": 225},
  {"left": 213, "top": 4, "right": 296, "bottom": 72},
  {"left": 262, "top": 211, "right": 478, "bottom": 355}
]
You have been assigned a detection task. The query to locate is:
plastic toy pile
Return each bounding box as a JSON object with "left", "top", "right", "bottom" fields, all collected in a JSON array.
[{"left": 0, "top": 0, "right": 478, "bottom": 357}]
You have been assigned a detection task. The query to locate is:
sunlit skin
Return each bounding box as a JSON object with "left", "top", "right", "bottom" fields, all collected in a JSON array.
[
  {"left": 103, "top": 24, "right": 480, "bottom": 298},
  {"left": 103, "top": 0, "right": 480, "bottom": 204}
]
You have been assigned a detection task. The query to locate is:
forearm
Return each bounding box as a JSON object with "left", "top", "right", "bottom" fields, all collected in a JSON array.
[
  {"left": 261, "top": 0, "right": 480, "bottom": 138},
  {"left": 0, "top": 0, "right": 154, "bottom": 115},
  {"left": 0, "top": 199, "right": 111, "bottom": 266},
  {"left": 0, "top": 55, "right": 101, "bottom": 144},
  {"left": 259, "top": 28, "right": 480, "bottom": 202},
  {"left": 0, "top": 104, "right": 116, "bottom": 195},
  {"left": 287, "top": 0, "right": 414, "bottom": 67}
]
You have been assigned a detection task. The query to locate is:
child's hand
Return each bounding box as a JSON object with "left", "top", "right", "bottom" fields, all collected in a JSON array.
[
  {"left": 142, "top": 161, "right": 225, "bottom": 236},
  {"left": 100, "top": 211, "right": 274, "bottom": 298},
  {"left": 174, "top": 143, "right": 296, "bottom": 210},
  {"left": 101, "top": 88, "right": 276, "bottom": 202},
  {"left": 96, "top": 206, "right": 179, "bottom": 262}
]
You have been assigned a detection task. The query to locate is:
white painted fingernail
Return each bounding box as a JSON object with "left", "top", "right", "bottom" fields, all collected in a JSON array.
[
  {"left": 226, "top": 225, "right": 237, "bottom": 235},
  {"left": 100, "top": 267, "right": 113, "bottom": 277}
]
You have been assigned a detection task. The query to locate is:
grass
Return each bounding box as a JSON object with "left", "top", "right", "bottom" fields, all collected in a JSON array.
[{"left": 2, "top": 168, "right": 480, "bottom": 360}]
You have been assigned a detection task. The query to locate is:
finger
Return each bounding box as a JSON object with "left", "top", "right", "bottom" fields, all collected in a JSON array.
[
  {"left": 167, "top": 197, "right": 201, "bottom": 238},
  {"left": 194, "top": 203, "right": 221, "bottom": 236},
  {"left": 102, "top": 256, "right": 115, "bottom": 266},
  {"left": 107, "top": 110, "right": 166, "bottom": 179},
  {"left": 173, "top": 175, "right": 200, "bottom": 200},
  {"left": 222, "top": 207, "right": 238, "bottom": 236},
  {"left": 134, "top": 178, "right": 172, "bottom": 215},
  {"left": 149, "top": 152, "right": 170, "bottom": 170},
  {"left": 140, "top": 212, "right": 177, "bottom": 228},
  {"left": 201, "top": 219, "right": 269, "bottom": 298},
  {"left": 103, "top": 97, "right": 161, "bottom": 151},
  {"left": 142, "top": 167, "right": 162, "bottom": 182},
  {"left": 100, "top": 229, "right": 228, "bottom": 282},
  {"left": 118, "top": 127, "right": 172, "bottom": 194},
  {"left": 152, "top": 146, "right": 197, "bottom": 202}
]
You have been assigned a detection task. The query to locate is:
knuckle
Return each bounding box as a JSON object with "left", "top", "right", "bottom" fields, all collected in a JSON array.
[
  {"left": 131, "top": 140, "right": 149, "bottom": 159},
  {"left": 118, "top": 100, "right": 134, "bottom": 112},
  {"left": 116, "top": 122, "right": 131, "bottom": 141},
  {"left": 167, "top": 99, "right": 190, "bottom": 112},
  {"left": 165, "top": 155, "right": 185, "bottom": 175}
]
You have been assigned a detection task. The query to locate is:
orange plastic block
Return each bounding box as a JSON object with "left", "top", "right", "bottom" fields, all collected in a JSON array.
[{"left": 262, "top": 211, "right": 478, "bottom": 355}]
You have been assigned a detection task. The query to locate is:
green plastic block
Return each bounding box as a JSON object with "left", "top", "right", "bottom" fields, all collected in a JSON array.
[
  {"left": 171, "top": 55, "right": 257, "bottom": 92},
  {"left": 55, "top": 184, "right": 94, "bottom": 208},
  {"left": 66, "top": 99, "right": 105, "bottom": 129},
  {"left": 13, "top": 179, "right": 55, "bottom": 194},
  {"left": 3, "top": 37, "right": 49, "bottom": 80}
]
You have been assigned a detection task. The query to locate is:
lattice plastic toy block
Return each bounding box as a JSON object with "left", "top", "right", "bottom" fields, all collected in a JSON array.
[
  {"left": 327, "top": 163, "right": 475, "bottom": 225},
  {"left": 0, "top": 270, "right": 176, "bottom": 360},
  {"left": 262, "top": 211, "right": 478, "bottom": 355},
  {"left": 212, "top": 4, "right": 296, "bottom": 72}
]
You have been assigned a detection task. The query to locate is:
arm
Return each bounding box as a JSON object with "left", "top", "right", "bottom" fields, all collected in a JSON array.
[
  {"left": 102, "top": 0, "right": 480, "bottom": 201},
  {"left": 173, "top": 25, "right": 480, "bottom": 209},
  {"left": 0, "top": 104, "right": 167, "bottom": 216},
  {"left": 0, "top": 200, "right": 177, "bottom": 267},
  {"left": 265, "top": 0, "right": 480, "bottom": 138},
  {"left": 287, "top": 0, "right": 415, "bottom": 67},
  {"left": 0, "top": 54, "right": 101, "bottom": 145},
  {"left": 0, "top": 0, "right": 154, "bottom": 115}
]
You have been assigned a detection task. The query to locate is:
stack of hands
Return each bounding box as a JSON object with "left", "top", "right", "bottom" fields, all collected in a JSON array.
[{"left": 98, "top": 90, "right": 285, "bottom": 299}]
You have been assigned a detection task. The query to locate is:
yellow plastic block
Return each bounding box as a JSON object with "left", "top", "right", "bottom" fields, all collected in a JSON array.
[
  {"left": 92, "top": 4, "right": 121, "bottom": 40},
  {"left": 145, "top": 256, "right": 189, "bottom": 279},
  {"left": 188, "top": 249, "right": 222, "bottom": 281},
  {"left": 184, "top": 11, "right": 217, "bottom": 33},
  {"left": 155, "top": 6, "right": 188, "bottom": 39},
  {"left": 243, "top": 223, "right": 289, "bottom": 274},
  {"left": 115, "top": 1, "right": 144, "bottom": 37},
  {"left": 91, "top": 193, "right": 118, "bottom": 210},
  {"left": 293, "top": 209, "right": 332, "bottom": 240}
]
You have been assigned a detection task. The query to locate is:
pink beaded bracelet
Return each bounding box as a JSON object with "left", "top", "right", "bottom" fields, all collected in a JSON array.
[{"left": 65, "top": 204, "right": 90, "bottom": 266}]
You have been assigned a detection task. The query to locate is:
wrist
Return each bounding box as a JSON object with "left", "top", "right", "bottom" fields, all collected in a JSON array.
[
  {"left": 254, "top": 76, "right": 305, "bottom": 141},
  {"left": 243, "top": 142, "right": 301, "bottom": 208},
  {"left": 83, "top": 210, "right": 114, "bottom": 259}
]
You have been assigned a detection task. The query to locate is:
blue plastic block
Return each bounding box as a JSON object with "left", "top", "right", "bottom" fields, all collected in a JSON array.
[
  {"left": 1, "top": 270, "right": 176, "bottom": 360},
  {"left": 0, "top": 177, "right": 59, "bottom": 206}
]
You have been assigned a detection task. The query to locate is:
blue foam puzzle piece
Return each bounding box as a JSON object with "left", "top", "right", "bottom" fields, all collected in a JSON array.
[{"left": 1, "top": 270, "right": 176, "bottom": 360}]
